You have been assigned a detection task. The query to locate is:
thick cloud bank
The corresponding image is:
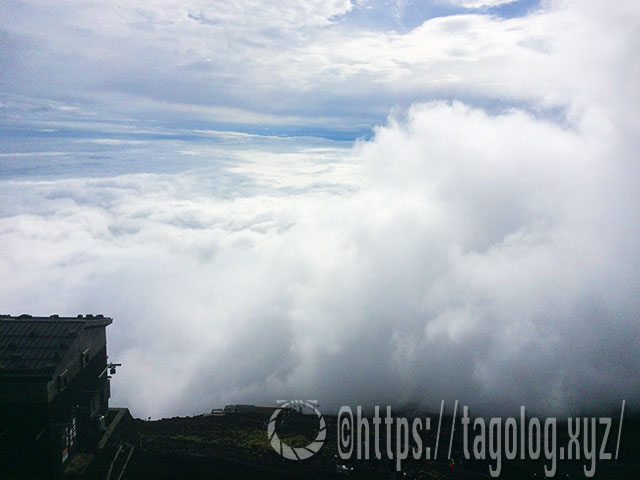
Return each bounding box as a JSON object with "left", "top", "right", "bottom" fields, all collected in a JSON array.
[
  {"left": 1, "top": 99, "right": 638, "bottom": 417},
  {"left": 1, "top": 0, "right": 639, "bottom": 418}
]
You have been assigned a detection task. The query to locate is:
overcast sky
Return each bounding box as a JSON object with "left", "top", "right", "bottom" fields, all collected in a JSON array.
[{"left": 1, "top": 0, "right": 639, "bottom": 418}]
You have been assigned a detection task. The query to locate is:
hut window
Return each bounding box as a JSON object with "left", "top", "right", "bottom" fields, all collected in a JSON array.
[
  {"left": 81, "top": 348, "right": 90, "bottom": 368},
  {"left": 57, "top": 370, "right": 69, "bottom": 391}
]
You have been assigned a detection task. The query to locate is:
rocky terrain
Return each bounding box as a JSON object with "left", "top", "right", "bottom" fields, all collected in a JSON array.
[{"left": 85, "top": 409, "right": 640, "bottom": 480}]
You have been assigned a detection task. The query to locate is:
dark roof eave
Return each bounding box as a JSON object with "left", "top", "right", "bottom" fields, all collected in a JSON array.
[{"left": 86, "top": 318, "right": 113, "bottom": 328}]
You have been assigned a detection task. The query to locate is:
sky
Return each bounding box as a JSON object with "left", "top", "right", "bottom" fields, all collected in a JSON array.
[{"left": 0, "top": 0, "right": 639, "bottom": 418}]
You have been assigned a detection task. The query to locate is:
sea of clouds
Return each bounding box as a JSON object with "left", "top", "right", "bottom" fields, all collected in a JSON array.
[
  {"left": 1, "top": 98, "right": 638, "bottom": 418},
  {"left": 1, "top": 0, "right": 639, "bottom": 418}
]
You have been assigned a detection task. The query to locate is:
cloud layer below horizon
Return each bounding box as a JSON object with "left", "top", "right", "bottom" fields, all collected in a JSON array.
[
  {"left": 1, "top": 96, "right": 639, "bottom": 417},
  {"left": 1, "top": 0, "right": 639, "bottom": 417}
]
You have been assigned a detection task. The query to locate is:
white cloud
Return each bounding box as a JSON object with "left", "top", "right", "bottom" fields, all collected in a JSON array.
[
  {"left": 0, "top": 0, "right": 610, "bottom": 128},
  {"left": 444, "top": 0, "right": 518, "bottom": 8},
  {"left": 1, "top": 0, "right": 639, "bottom": 419},
  {"left": 1, "top": 91, "right": 639, "bottom": 417}
]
